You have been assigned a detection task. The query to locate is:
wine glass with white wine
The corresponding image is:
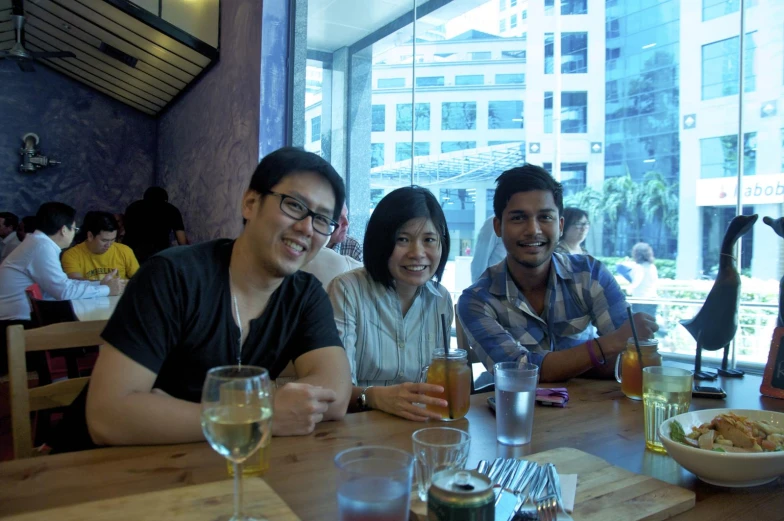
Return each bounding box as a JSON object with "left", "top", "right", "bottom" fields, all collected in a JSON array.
[{"left": 201, "top": 366, "right": 274, "bottom": 521}]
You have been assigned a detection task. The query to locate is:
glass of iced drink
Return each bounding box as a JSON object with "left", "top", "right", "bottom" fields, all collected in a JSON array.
[
  {"left": 334, "top": 446, "right": 414, "bottom": 521},
  {"left": 494, "top": 362, "right": 539, "bottom": 445},
  {"left": 421, "top": 348, "right": 471, "bottom": 421},
  {"left": 614, "top": 339, "right": 662, "bottom": 400},
  {"left": 642, "top": 366, "right": 693, "bottom": 453}
]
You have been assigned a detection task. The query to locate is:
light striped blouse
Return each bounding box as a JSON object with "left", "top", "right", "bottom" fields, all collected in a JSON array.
[{"left": 327, "top": 268, "right": 454, "bottom": 387}]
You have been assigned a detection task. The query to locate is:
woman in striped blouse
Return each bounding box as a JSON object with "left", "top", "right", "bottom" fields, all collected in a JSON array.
[{"left": 327, "top": 186, "right": 454, "bottom": 421}]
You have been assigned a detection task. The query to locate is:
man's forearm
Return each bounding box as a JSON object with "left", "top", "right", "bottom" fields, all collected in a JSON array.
[{"left": 87, "top": 391, "right": 203, "bottom": 446}]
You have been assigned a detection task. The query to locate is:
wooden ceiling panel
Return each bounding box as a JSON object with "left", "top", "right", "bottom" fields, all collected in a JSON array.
[{"left": 1, "top": 0, "right": 218, "bottom": 115}]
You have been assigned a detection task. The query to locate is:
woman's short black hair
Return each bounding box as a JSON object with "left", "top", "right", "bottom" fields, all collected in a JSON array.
[
  {"left": 632, "top": 242, "right": 654, "bottom": 263},
  {"left": 364, "top": 186, "right": 450, "bottom": 289},
  {"left": 249, "top": 147, "right": 345, "bottom": 221},
  {"left": 493, "top": 164, "right": 564, "bottom": 220},
  {"left": 36, "top": 202, "right": 76, "bottom": 236},
  {"left": 562, "top": 207, "right": 589, "bottom": 234}
]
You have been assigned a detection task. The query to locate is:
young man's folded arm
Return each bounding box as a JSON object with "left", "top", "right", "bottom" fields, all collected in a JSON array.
[
  {"left": 85, "top": 344, "right": 202, "bottom": 446},
  {"left": 292, "top": 346, "right": 352, "bottom": 420}
]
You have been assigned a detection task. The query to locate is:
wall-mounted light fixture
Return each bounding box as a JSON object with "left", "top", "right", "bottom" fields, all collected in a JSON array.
[{"left": 19, "top": 133, "right": 61, "bottom": 173}]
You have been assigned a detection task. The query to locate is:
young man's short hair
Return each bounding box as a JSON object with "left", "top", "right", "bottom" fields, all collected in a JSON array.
[
  {"left": 493, "top": 164, "right": 564, "bottom": 220},
  {"left": 249, "top": 147, "right": 345, "bottom": 221},
  {"left": 21, "top": 216, "right": 37, "bottom": 234},
  {"left": 144, "top": 187, "right": 169, "bottom": 203},
  {"left": 363, "top": 186, "right": 450, "bottom": 289},
  {"left": 82, "top": 211, "right": 118, "bottom": 238},
  {"left": 0, "top": 212, "right": 19, "bottom": 229},
  {"left": 36, "top": 202, "right": 76, "bottom": 236}
]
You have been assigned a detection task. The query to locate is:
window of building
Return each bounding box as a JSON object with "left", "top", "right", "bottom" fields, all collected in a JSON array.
[
  {"left": 544, "top": 0, "right": 553, "bottom": 16},
  {"left": 510, "top": 0, "right": 517, "bottom": 6},
  {"left": 496, "top": 73, "right": 525, "bottom": 84},
  {"left": 522, "top": 9, "right": 528, "bottom": 19},
  {"left": 441, "top": 141, "right": 477, "bottom": 153},
  {"left": 545, "top": 32, "right": 588, "bottom": 74},
  {"left": 470, "top": 51, "right": 491, "bottom": 60},
  {"left": 396, "top": 103, "right": 430, "bottom": 131},
  {"left": 544, "top": 91, "right": 588, "bottom": 133},
  {"left": 441, "top": 102, "right": 477, "bottom": 130},
  {"left": 499, "top": 0, "right": 506, "bottom": 11},
  {"left": 310, "top": 116, "right": 320, "bottom": 143},
  {"left": 561, "top": 0, "right": 587, "bottom": 14},
  {"left": 510, "top": 14, "right": 517, "bottom": 29},
  {"left": 703, "top": 0, "right": 739, "bottom": 21},
  {"left": 606, "top": 18, "right": 620, "bottom": 39},
  {"left": 395, "top": 142, "right": 430, "bottom": 162},
  {"left": 455, "top": 75, "right": 484, "bottom": 86},
  {"left": 702, "top": 33, "right": 756, "bottom": 100},
  {"left": 499, "top": 19, "right": 506, "bottom": 33},
  {"left": 371, "top": 105, "right": 385, "bottom": 132},
  {"left": 371, "top": 143, "right": 384, "bottom": 168},
  {"left": 378, "top": 77, "right": 405, "bottom": 88},
  {"left": 488, "top": 140, "right": 523, "bottom": 146},
  {"left": 488, "top": 100, "right": 524, "bottom": 129},
  {"left": 415, "top": 76, "right": 445, "bottom": 87},
  {"left": 501, "top": 50, "right": 526, "bottom": 61},
  {"left": 699, "top": 133, "right": 757, "bottom": 178}
]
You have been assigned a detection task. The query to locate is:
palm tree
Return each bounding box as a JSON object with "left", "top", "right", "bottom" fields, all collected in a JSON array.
[
  {"left": 640, "top": 171, "right": 679, "bottom": 253},
  {"left": 564, "top": 186, "right": 602, "bottom": 217},
  {"left": 602, "top": 173, "right": 641, "bottom": 253}
]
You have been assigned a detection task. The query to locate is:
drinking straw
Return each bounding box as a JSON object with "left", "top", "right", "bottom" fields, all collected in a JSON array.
[
  {"left": 441, "top": 313, "right": 454, "bottom": 420},
  {"left": 626, "top": 305, "right": 644, "bottom": 370}
]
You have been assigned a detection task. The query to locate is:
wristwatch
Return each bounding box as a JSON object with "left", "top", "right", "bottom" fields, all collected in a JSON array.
[{"left": 357, "top": 386, "right": 374, "bottom": 412}]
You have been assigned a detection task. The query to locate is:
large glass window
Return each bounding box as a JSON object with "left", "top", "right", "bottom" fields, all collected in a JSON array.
[
  {"left": 699, "top": 133, "right": 757, "bottom": 178},
  {"left": 441, "top": 102, "right": 477, "bottom": 130},
  {"left": 488, "top": 100, "right": 524, "bottom": 129},
  {"left": 296, "top": 0, "right": 783, "bottom": 372},
  {"left": 702, "top": 33, "right": 756, "bottom": 100},
  {"left": 545, "top": 32, "right": 588, "bottom": 74},
  {"left": 396, "top": 103, "right": 430, "bottom": 131}
]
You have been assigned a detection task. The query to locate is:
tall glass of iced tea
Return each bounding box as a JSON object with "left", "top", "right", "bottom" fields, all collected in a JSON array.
[{"left": 421, "top": 348, "right": 471, "bottom": 420}]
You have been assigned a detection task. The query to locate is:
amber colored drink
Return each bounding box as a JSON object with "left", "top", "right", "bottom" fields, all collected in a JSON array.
[
  {"left": 615, "top": 340, "right": 661, "bottom": 400},
  {"left": 424, "top": 356, "right": 471, "bottom": 421},
  {"left": 227, "top": 434, "right": 271, "bottom": 477}
]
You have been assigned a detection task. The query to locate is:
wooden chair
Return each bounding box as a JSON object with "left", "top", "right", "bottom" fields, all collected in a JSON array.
[
  {"left": 6, "top": 320, "right": 107, "bottom": 459},
  {"left": 454, "top": 305, "right": 494, "bottom": 394}
]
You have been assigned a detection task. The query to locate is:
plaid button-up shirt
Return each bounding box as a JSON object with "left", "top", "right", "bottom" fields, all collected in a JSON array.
[
  {"left": 331, "top": 235, "right": 363, "bottom": 262},
  {"left": 457, "top": 253, "right": 628, "bottom": 371}
]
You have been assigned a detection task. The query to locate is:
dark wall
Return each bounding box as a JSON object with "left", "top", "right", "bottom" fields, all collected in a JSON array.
[
  {"left": 0, "top": 61, "right": 156, "bottom": 220},
  {"left": 157, "top": 0, "right": 263, "bottom": 243}
]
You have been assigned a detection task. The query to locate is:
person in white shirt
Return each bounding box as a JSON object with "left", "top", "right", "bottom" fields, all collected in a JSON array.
[
  {"left": 470, "top": 215, "right": 507, "bottom": 283},
  {"left": 0, "top": 202, "right": 126, "bottom": 322},
  {"left": 328, "top": 186, "right": 453, "bottom": 421},
  {"left": 628, "top": 242, "right": 659, "bottom": 318},
  {"left": 0, "top": 212, "right": 19, "bottom": 262},
  {"left": 301, "top": 245, "right": 362, "bottom": 287}
]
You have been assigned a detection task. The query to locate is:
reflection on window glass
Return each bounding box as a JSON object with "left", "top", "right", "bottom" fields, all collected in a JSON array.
[
  {"left": 701, "top": 33, "right": 756, "bottom": 100},
  {"left": 546, "top": 33, "right": 588, "bottom": 74},
  {"left": 310, "top": 116, "right": 320, "bottom": 143},
  {"left": 396, "top": 103, "right": 430, "bottom": 131},
  {"left": 441, "top": 102, "right": 477, "bottom": 130},
  {"left": 378, "top": 77, "right": 406, "bottom": 88},
  {"left": 395, "top": 142, "right": 430, "bottom": 162},
  {"left": 501, "top": 50, "right": 526, "bottom": 61},
  {"left": 416, "top": 76, "right": 445, "bottom": 87},
  {"left": 372, "top": 105, "right": 385, "bottom": 132},
  {"left": 488, "top": 100, "right": 524, "bottom": 129},
  {"left": 703, "top": 0, "right": 739, "bottom": 21},
  {"left": 456, "top": 75, "right": 484, "bottom": 86},
  {"left": 496, "top": 73, "right": 525, "bottom": 85},
  {"left": 371, "top": 143, "right": 384, "bottom": 168},
  {"left": 561, "top": 0, "right": 587, "bottom": 15},
  {"left": 441, "top": 141, "right": 477, "bottom": 153},
  {"left": 699, "top": 133, "right": 757, "bottom": 178},
  {"left": 470, "top": 51, "right": 491, "bottom": 60}
]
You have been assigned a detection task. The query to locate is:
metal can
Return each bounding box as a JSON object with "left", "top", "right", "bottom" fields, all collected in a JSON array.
[{"left": 427, "top": 469, "right": 494, "bottom": 521}]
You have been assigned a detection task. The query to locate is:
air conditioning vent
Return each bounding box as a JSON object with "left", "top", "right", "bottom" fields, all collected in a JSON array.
[{"left": 98, "top": 42, "right": 138, "bottom": 68}]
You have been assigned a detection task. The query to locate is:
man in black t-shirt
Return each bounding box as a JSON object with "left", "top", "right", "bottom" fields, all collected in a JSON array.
[
  {"left": 84, "top": 147, "right": 352, "bottom": 446},
  {"left": 123, "top": 187, "right": 189, "bottom": 263}
]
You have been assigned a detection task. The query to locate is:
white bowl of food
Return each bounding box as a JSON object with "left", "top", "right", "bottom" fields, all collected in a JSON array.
[{"left": 658, "top": 409, "right": 784, "bottom": 487}]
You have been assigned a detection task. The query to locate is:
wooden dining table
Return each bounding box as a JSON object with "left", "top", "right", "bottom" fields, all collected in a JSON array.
[
  {"left": 69, "top": 295, "right": 120, "bottom": 322},
  {"left": 0, "top": 372, "right": 782, "bottom": 520}
]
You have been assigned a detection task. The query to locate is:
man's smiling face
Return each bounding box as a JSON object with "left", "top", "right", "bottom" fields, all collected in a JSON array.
[{"left": 495, "top": 190, "right": 564, "bottom": 271}]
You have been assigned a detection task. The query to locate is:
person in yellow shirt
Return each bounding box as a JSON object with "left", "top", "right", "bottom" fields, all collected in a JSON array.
[{"left": 62, "top": 212, "right": 139, "bottom": 281}]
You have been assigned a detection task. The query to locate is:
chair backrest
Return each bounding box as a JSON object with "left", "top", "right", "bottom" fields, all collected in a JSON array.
[
  {"left": 6, "top": 320, "right": 107, "bottom": 459},
  {"left": 454, "top": 304, "right": 495, "bottom": 394}
]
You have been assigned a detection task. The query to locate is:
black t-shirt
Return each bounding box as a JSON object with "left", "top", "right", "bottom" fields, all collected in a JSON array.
[
  {"left": 101, "top": 239, "right": 343, "bottom": 403},
  {"left": 123, "top": 200, "right": 186, "bottom": 262}
]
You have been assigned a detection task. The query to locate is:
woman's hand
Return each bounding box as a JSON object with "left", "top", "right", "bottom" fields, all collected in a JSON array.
[{"left": 366, "top": 383, "right": 448, "bottom": 421}]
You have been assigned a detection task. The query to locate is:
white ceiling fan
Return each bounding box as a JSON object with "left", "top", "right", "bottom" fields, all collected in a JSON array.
[{"left": 0, "top": 12, "right": 76, "bottom": 72}]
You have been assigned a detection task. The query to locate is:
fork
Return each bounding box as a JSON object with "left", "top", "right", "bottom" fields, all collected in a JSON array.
[{"left": 535, "top": 494, "right": 558, "bottom": 521}]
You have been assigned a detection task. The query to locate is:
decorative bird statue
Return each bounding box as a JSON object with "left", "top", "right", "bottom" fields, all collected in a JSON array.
[
  {"left": 681, "top": 214, "right": 758, "bottom": 380},
  {"left": 762, "top": 216, "right": 784, "bottom": 329}
]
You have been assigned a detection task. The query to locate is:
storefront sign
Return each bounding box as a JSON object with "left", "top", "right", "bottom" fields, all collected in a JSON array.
[{"left": 695, "top": 174, "right": 784, "bottom": 206}]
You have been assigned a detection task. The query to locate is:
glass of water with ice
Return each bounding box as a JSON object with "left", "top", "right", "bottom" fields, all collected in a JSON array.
[
  {"left": 334, "top": 446, "right": 414, "bottom": 521},
  {"left": 494, "top": 362, "right": 539, "bottom": 445}
]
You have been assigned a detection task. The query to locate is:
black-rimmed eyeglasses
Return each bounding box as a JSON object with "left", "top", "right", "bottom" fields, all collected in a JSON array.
[{"left": 266, "top": 191, "right": 338, "bottom": 236}]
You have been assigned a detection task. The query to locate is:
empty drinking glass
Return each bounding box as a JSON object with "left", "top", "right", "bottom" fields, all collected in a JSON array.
[
  {"left": 412, "top": 427, "right": 471, "bottom": 501},
  {"left": 334, "top": 446, "right": 415, "bottom": 521}
]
